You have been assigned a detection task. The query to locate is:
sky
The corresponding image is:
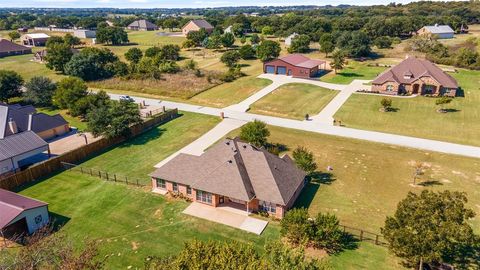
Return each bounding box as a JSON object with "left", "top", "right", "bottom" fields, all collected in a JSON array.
[{"left": 0, "top": 0, "right": 463, "bottom": 8}]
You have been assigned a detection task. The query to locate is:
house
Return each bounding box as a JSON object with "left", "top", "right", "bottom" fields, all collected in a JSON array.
[
  {"left": 264, "top": 54, "right": 326, "bottom": 78},
  {"left": 150, "top": 138, "right": 306, "bottom": 219},
  {"left": 371, "top": 56, "right": 458, "bottom": 97},
  {"left": 182, "top": 19, "right": 214, "bottom": 36},
  {"left": 0, "top": 189, "right": 49, "bottom": 237},
  {"left": 0, "top": 39, "right": 32, "bottom": 58},
  {"left": 417, "top": 24, "right": 455, "bottom": 39},
  {"left": 21, "top": 33, "right": 50, "bottom": 47},
  {"left": 73, "top": 29, "right": 96, "bottom": 38},
  {"left": 127, "top": 20, "right": 158, "bottom": 31},
  {"left": 1, "top": 103, "right": 70, "bottom": 140},
  {"left": 285, "top": 32, "right": 299, "bottom": 47}
]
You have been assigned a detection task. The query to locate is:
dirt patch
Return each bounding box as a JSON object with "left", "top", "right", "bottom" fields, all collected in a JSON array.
[
  {"left": 131, "top": 241, "right": 140, "bottom": 250},
  {"left": 304, "top": 246, "right": 328, "bottom": 260},
  {"left": 153, "top": 209, "right": 163, "bottom": 219}
]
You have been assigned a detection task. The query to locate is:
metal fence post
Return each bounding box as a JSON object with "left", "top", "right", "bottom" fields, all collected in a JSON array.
[
  {"left": 375, "top": 235, "right": 379, "bottom": 245},
  {"left": 114, "top": 174, "right": 117, "bottom": 182},
  {"left": 360, "top": 231, "right": 364, "bottom": 241}
]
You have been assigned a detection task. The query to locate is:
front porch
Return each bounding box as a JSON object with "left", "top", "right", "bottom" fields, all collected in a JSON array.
[{"left": 182, "top": 202, "right": 268, "bottom": 235}]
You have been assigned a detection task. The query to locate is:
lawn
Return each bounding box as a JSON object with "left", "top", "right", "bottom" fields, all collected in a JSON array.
[
  {"left": 79, "top": 111, "right": 220, "bottom": 184},
  {"left": 249, "top": 83, "right": 339, "bottom": 119},
  {"left": 37, "top": 107, "right": 88, "bottom": 131},
  {"left": 320, "top": 61, "right": 387, "bottom": 84},
  {"left": 334, "top": 69, "right": 480, "bottom": 146},
  {"left": 227, "top": 125, "right": 480, "bottom": 235},
  {"left": 0, "top": 54, "right": 66, "bottom": 81}
]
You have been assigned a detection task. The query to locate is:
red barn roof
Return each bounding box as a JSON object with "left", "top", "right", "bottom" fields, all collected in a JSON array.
[
  {"left": 0, "top": 189, "right": 48, "bottom": 229},
  {"left": 277, "top": 54, "right": 325, "bottom": 69}
]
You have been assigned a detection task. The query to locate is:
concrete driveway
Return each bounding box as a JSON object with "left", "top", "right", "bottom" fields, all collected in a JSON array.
[
  {"left": 183, "top": 202, "right": 269, "bottom": 235},
  {"left": 48, "top": 131, "right": 101, "bottom": 155}
]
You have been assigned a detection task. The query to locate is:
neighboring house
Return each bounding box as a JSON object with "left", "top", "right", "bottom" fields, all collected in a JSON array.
[
  {"left": 33, "top": 48, "right": 79, "bottom": 62},
  {"left": 284, "top": 32, "right": 299, "bottom": 47},
  {"left": 150, "top": 138, "right": 306, "bottom": 219},
  {"left": 21, "top": 33, "right": 50, "bottom": 47},
  {"left": 371, "top": 56, "right": 458, "bottom": 97},
  {"left": 105, "top": 20, "right": 114, "bottom": 27},
  {"left": 0, "top": 39, "right": 32, "bottom": 58},
  {"left": 417, "top": 24, "right": 455, "bottom": 39},
  {"left": 0, "top": 189, "right": 49, "bottom": 236},
  {"left": 264, "top": 54, "right": 326, "bottom": 78},
  {"left": 127, "top": 20, "right": 159, "bottom": 31},
  {"left": 224, "top": 25, "right": 233, "bottom": 34},
  {"left": 73, "top": 29, "right": 96, "bottom": 38},
  {"left": 182, "top": 19, "right": 214, "bottom": 36},
  {"left": 1, "top": 103, "right": 70, "bottom": 140}
]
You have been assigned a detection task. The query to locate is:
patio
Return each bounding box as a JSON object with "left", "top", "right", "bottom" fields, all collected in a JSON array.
[{"left": 182, "top": 202, "right": 268, "bottom": 235}]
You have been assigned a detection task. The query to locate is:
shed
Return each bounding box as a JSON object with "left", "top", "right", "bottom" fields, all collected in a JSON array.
[
  {"left": 74, "top": 29, "right": 96, "bottom": 39},
  {"left": 263, "top": 54, "right": 326, "bottom": 78},
  {"left": 417, "top": 24, "right": 455, "bottom": 39},
  {"left": 0, "top": 189, "right": 49, "bottom": 237},
  {"left": 21, "top": 33, "right": 50, "bottom": 47}
]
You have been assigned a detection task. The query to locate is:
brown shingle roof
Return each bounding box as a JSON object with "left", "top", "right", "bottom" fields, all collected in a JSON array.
[
  {"left": 0, "top": 39, "right": 31, "bottom": 54},
  {"left": 128, "top": 20, "right": 158, "bottom": 30},
  {"left": 0, "top": 188, "right": 48, "bottom": 229},
  {"left": 372, "top": 57, "right": 458, "bottom": 88},
  {"left": 185, "top": 19, "right": 214, "bottom": 30},
  {"left": 150, "top": 138, "right": 306, "bottom": 205}
]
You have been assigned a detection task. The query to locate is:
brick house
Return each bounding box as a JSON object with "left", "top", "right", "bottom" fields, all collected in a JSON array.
[
  {"left": 181, "top": 19, "right": 214, "bottom": 36},
  {"left": 150, "top": 138, "right": 306, "bottom": 219},
  {"left": 263, "top": 54, "right": 326, "bottom": 78},
  {"left": 371, "top": 57, "right": 458, "bottom": 97},
  {"left": 0, "top": 39, "right": 32, "bottom": 58},
  {"left": 127, "top": 20, "right": 158, "bottom": 31}
]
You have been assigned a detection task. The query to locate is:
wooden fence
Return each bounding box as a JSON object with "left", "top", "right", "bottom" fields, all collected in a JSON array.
[
  {"left": 339, "top": 224, "right": 388, "bottom": 246},
  {"left": 0, "top": 109, "right": 178, "bottom": 191},
  {"left": 61, "top": 162, "right": 146, "bottom": 187}
]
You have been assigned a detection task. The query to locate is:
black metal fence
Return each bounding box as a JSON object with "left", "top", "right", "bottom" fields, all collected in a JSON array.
[{"left": 61, "top": 162, "right": 147, "bottom": 187}]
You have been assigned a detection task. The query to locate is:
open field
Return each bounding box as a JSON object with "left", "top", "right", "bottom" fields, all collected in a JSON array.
[
  {"left": 80, "top": 112, "right": 220, "bottom": 184},
  {"left": 334, "top": 69, "right": 480, "bottom": 146},
  {"left": 249, "top": 83, "right": 339, "bottom": 119},
  {"left": 0, "top": 54, "right": 66, "bottom": 81},
  {"left": 37, "top": 107, "right": 88, "bottom": 131},
  {"left": 320, "top": 61, "right": 387, "bottom": 84},
  {"left": 227, "top": 125, "right": 480, "bottom": 235}
]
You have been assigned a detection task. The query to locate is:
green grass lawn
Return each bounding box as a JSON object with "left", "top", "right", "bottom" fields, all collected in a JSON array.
[
  {"left": 36, "top": 107, "right": 88, "bottom": 131},
  {"left": 80, "top": 112, "right": 220, "bottom": 184},
  {"left": 189, "top": 77, "right": 272, "bottom": 108},
  {"left": 334, "top": 69, "right": 480, "bottom": 146},
  {"left": 0, "top": 54, "right": 66, "bottom": 81},
  {"left": 227, "top": 125, "right": 480, "bottom": 235},
  {"left": 249, "top": 83, "right": 339, "bottom": 119},
  {"left": 320, "top": 61, "right": 387, "bottom": 84}
]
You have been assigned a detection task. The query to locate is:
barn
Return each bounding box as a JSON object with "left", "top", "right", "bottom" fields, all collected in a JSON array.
[
  {"left": 21, "top": 33, "right": 50, "bottom": 47},
  {"left": 0, "top": 189, "right": 49, "bottom": 238},
  {"left": 263, "top": 54, "right": 326, "bottom": 78}
]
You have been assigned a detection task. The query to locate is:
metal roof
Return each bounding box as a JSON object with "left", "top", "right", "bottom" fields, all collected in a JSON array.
[
  {"left": 424, "top": 25, "right": 454, "bottom": 34},
  {"left": 0, "top": 188, "right": 48, "bottom": 229},
  {"left": 0, "top": 131, "right": 48, "bottom": 162}
]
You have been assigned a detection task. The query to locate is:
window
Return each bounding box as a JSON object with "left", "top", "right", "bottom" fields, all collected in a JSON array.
[
  {"left": 187, "top": 186, "right": 192, "bottom": 195},
  {"left": 386, "top": 85, "right": 394, "bottom": 92},
  {"left": 259, "top": 200, "right": 276, "bottom": 213},
  {"left": 424, "top": 85, "right": 435, "bottom": 94},
  {"left": 156, "top": 179, "right": 166, "bottom": 189},
  {"left": 196, "top": 190, "right": 212, "bottom": 204},
  {"left": 173, "top": 182, "right": 178, "bottom": 192}
]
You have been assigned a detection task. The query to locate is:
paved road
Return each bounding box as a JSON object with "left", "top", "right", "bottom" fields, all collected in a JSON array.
[
  {"left": 109, "top": 93, "right": 480, "bottom": 159},
  {"left": 225, "top": 73, "right": 348, "bottom": 112}
]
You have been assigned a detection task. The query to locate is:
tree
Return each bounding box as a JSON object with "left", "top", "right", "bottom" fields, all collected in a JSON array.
[
  {"left": 256, "top": 40, "right": 281, "bottom": 62},
  {"left": 96, "top": 26, "right": 128, "bottom": 45},
  {"left": 311, "top": 213, "right": 344, "bottom": 253},
  {"left": 70, "top": 91, "right": 110, "bottom": 118},
  {"left": 45, "top": 42, "right": 73, "bottom": 73},
  {"left": 186, "top": 29, "right": 208, "bottom": 47},
  {"left": 232, "top": 23, "right": 245, "bottom": 37},
  {"left": 239, "top": 120, "right": 270, "bottom": 148},
  {"left": 336, "top": 31, "right": 372, "bottom": 58},
  {"left": 380, "top": 98, "right": 392, "bottom": 112},
  {"left": 87, "top": 99, "right": 142, "bottom": 138},
  {"left": 64, "top": 47, "right": 119, "bottom": 81},
  {"left": 63, "top": 33, "right": 81, "bottom": 47},
  {"left": 53, "top": 77, "right": 88, "bottom": 110},
  {"left": 435, "top": 96, "right": 453, "bottom": 113},
  {"left": 288, "top": 34, "right": 311, "bottom": 53},
  {"left": 124, "top": 47, "right": 143, "bottom": 64},
  {"left": 239, "top": 44, "right": 256, "bottom": 59},
  {"left": 220, "top": 50, "right": 241, "bottom": 68},
  {"left": 292, "top": 146, "right": 317, "bottom": 175},
  {"left": 319, "top": 33, "right": 335, "bottom": 57},
  {"left": 280, "top": 208, "right": 311, "bottom": 245},
  {"left": 331, "top": 51, "right": 346, "bottom": 74},
  {"left": 382, "top": 190, "right": 477, "bottom": 269},
  {"left": 262, "top": 26, "right": 274, "bottom": 36},
  {"left": 240, "top": 36, "right": 247, "bottom": 45},
  {"left": 145, "top": 46, "right": 162, "bottom": 58},
  {"left": 23, "top": 76, "right": 56, "bottom": 106},
  {"left": 8, "top": 31, "right": 20, "bottom": 41},
  {"left": 221, "top": 32, "right": 235, "bottom": 48},
  {"left": 374, "top": 36, "right": 393, "bottom": 49},
  {"left": 250, "top": 33, "right": 260, "bottom": 44},
  {"left": 0, "top": 70, "right": 23, "bottom": 103},
  {"left": 157, "top": 44, "right": 181, "bottom": 61}
]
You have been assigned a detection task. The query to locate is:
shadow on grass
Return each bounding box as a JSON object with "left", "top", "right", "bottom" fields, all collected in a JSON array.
[
  {"left": 386, "top": 107, "right": 400, "bottom": 112},
  {"left": 337, "top": 72, "right": 364, "bottom": 78},
  {"left": 444, "top": 108, "right": 461, "bottom": 113},
  {"left": 417, "top": 180, "right": 443, "bottom": 186},
  {"left": 294, "top": 172, "right": 336, "bottom": 209},
  {"left": 456, "top": 87, "right": 465, "bottom": 97},
  {"left": 50, "top": 213, "right": 71, "bottom": 230}
]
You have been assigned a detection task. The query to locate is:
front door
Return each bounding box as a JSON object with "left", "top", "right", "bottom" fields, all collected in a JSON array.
[
  {"left": 412, "top": 84, "right": 419, "bottom": 94},
  {"left": 219, "top": 196, "right": 224, "bottom": 204}
]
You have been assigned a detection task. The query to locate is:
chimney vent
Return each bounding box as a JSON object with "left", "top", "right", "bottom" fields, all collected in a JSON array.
[
  {"left": 27, "top": 113, "right": 33, "bottom": 131},
  {"left": 8, "top": 118, "right": 18, "bottom": 134}
]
